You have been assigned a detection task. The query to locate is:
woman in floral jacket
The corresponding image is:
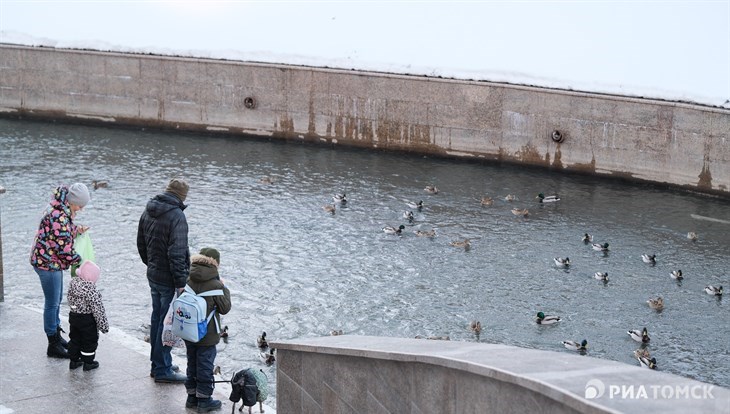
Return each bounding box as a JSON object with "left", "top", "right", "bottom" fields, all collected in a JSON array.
[{"left": 29, "top": 183, "right": 90, "bottom": 359}]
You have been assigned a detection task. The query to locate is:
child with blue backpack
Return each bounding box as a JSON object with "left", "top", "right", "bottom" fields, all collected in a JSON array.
[{"left": 182, "top": 247, "right": 231, "bottom": 412}]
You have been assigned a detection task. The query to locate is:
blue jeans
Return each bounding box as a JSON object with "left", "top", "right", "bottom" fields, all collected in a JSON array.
[
  {"left": 185, "top": 343, "right": 217, "bottom": 398},
  {"left": 149, "top": 280, "right": 176, "bottom": 377},
  {"left": 34, "top": 267, "right": 63, "bottom": 336}
]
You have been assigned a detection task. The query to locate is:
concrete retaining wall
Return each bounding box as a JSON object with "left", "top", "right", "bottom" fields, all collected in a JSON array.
[
  {"left": 0, "top": 44, "right": 729, "bottom": 196},
  {"left": 271, "top": 336, "right": 730, "bottom": 414}
]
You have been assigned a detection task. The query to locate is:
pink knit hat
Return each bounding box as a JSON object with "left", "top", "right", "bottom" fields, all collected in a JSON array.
[{"left": 76, "top": 260, "right": 100, "bottom": 283}]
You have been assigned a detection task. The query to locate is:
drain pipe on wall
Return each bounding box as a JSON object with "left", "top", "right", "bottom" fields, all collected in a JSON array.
[{"left": 0, "top": 185, "right": 5, "bottom": 302}]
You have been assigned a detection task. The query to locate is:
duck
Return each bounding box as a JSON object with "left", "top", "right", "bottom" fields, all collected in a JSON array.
[
  {"left": 260, "top": 348, "right": 276, "bottom": 365},
  {"left": 449, "top": 239, "right": 471, "bottom": 248},
  {"left": 594, "top": 272, "right": 609, "bottom": 281},
  {"left": 704, "top": 285, "right": 723, "bottom": 296},
  {"left": 511, "top": 208, "right": 529, "bottom": 217},
  {"left": 383, "top": 224, "right": 405, "bottom": 235},
  {"left": 329, "top": 329, "right": 344, "bottom": 336},
  {"left": 562, "top": 339, "right": 588, "bottom": 351},
  {"left": 91, "top": 180, "right": 109, "bottom": 190},
  {"left": 628, "top": 327, "right": 650, "bottom": 343},
  {"left": 480, "top": 196, "right": 493, "bottom": 206},
  {"left": 670, "top": 270, "right": 683, "bottom": 280},
  {"left": 634, "top": 348, "right": 651, "bottom": 360},
  {"left": 536, "top": 311, "right": 561, "bottom": 325},
  {"left": 424, "top": 185, "right": 439, "bottom": 194},
  {"left": 332, "top": 193, "right": 347, "bottom": 204},
  {"left": 641, "top": 254, "right": 657, "bottom": 265},
  {"left": 323, "top": 204, "right": 336, "bottom": 214},
  {"left": 259, "top": 176, "right": 275, "bottom": 185},
  {"left": 638, "top": 356, "right": 657, "bottom": 370},
  {"left": 504, "top": 194, "right": 516, "bottom": 202},
  {"left": 257, "top": 331, "right": 268, "bottom": 349},
  {"left": 582, "top": 233, "right": 593, "bottom": 243},
  {"left": 403, "top": 211, "right": 414, "bottom": 221},
  {"left": 647, "top": 297, "right": 664, "bottom": 310},
  {"left": 220, "top": 325, "right": 229, "bottom": 339},
  {"left": 536, "top": 193, "right": 560, "bottom": 203},
  {"left": 592, "top": 242, "right": 609, "bottom": 252},
  {"left": 687, "top": 231, "right": 698, "bottom": 241},
  {"left": 406, "top": 200, "right": 423, "bottom": 210},
  {"left": 554, "top": 257, "right": 570, "bottom": 267},
  {"left": 469, "top": 320, "right": 482, "bottom": 334},
  {"left": 414, "top": 229, "right": 436, "bottom": 237},
  {"left": 213, "top": 365, "right": 222, "bottom": 376}
]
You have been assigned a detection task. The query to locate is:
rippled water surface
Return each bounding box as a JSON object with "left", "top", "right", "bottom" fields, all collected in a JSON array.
[{"left": 1, "top": 119, "right": 729, "bottom": 404}]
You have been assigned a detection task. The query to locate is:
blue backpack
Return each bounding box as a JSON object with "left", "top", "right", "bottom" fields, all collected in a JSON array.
[{"left": 171, "top": 285, "right": 224, "bottom": 342}]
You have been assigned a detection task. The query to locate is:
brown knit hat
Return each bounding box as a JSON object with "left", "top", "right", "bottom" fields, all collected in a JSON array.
[{"left": 165, "top": 177, "right": 189, "bottom": 202}]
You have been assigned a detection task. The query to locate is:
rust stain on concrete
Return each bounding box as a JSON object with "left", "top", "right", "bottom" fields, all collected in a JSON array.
[
  {"left": 570, "top": 155, "right": 597, "bottom": 174},
  {"left": 698, "top": 154, "right": 713, "bottom": 189},
  {"left": 552, "top": 146, "right": 564, "bottom": 170},
  {"left": 516, "top": 144, "right": 544, "bottom": 165},
  {"left": 279, "top": 115, "right": 294, "bottom": 133}
]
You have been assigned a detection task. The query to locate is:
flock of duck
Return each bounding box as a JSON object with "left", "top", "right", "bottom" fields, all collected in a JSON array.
[{"left": 323, "top": 186, "right": 724, "bottom": 372}]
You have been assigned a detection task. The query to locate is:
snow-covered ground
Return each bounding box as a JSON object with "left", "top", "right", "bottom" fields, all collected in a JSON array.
[{"left": 1, "top": 1, "right": 728, "bottom": 107}]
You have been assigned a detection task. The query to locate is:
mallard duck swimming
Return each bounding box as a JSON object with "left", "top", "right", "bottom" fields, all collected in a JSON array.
[
  {"left": 329, "top": 329, "right": 344, "bottom": 336},
  {"left": 323, "top": 204, "right": 336, "bottom": 214},
  {"left": 414, "top": 229, "right": 436, "bottom": 237},
  {"left": 511, "top": 208, "right": 529, "bottom": 217},
  {"left": 687, "top": 231, "right": 698, "bottom": 241},
  {"left": 407, "top": 200, "right": 423, "bottom": 210},
  {"left": 91, "top": 180, "right": 108, "bottom": 190},
  {"left": 383, "top": 224, "right": 405, "bottom": 235},
  {"left": 450, "top": 239, "right": 471, "bottom": 248},
  {"left": 333, "top": 193, "right": 347, "bottom": 203},
  {"left": 220, "top": 325, "right": 229, "bottom": 339},
  {"left": 536, "top": 311, "right": 561, "bottom": 325},
  {"left": 638, "top": 356, "right": 657, "bottom": 369},
  {"left": 562, "top": 339, "right": 588, "bottom": 351},
  {"left": 592, "top": 242, "right": 609, "bottom": 252},
  {"left": 582, "top": 233, "right": 593, "bottom": 243},
  {"left": 647, "top": 297, "right": 664, "bottom": 310},
  {"left": 260, "top": 348, "right": 276, "bottom": 365},
  {"left": 594, "top": 272, "right": 609, "bottom": 281},
  {"left": 642, "top": 254, "right": 657, "bottom": 265},
  {"left": 424, "top": 185, "right": 439, "bottom": 194},
  {"left": 504, "top": 194, "right": 516, "bottom": 202},
  {"left": 554, "top": 257, "right": 570, "bottom": 267},
  {"left": 469, "top": 320, "right": 482, "bottom": 334},
  {"left": 670, "top": 270, "right": 683, "bottom": 280},
  {"left": 634, "top": 348, "right": 651, "bottom": 359},
  {"left": 536, "top": 193, "right": 560, "bottom": 203},
  {"left": 403, "top": 211, "right": 414, "bottom": 221},
  {"left": 704, "top": 285, "right": 723, "bottom": 296},
  {"left": 257, "top": 331, "right": 268, "bottom": 349},
  {"left": 628, "top": 327, "right": 650, "bottom": 343},
  {"left": 480, "top": 196, "right": 493, "bottom": 206}
]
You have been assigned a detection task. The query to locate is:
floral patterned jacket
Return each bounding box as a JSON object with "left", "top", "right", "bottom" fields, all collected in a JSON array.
[
  {"left": 68, "top": 277, "right": 109, "bottom": 333},
  {"left": 29, "top": 186, "right": 82, "bottom": 271}
]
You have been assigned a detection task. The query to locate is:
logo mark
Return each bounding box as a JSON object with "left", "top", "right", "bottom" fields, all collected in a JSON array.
[{"left": 585, "top": 379, "right": 605, "bottom": 399}]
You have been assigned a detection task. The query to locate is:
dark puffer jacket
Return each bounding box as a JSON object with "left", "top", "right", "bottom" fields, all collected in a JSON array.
[
  {"left": 137, "top": 192, "right": 190, "bottom": 288},
  {"left": 186, "top": 254, "right": 231, "bottom": 347}
]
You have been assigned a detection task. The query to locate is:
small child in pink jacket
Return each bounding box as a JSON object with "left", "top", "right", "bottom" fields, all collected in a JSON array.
[{"left": 67, "top": 260, "right": 109, "bottom": 371}]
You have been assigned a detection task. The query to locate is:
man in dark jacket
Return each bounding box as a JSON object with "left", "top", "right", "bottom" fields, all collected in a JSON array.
[
  {"left": 137, "top": 177, "right": 190, "bottom": 383},
  {"left": 184, "top": 247, "right": 231, "bottom": 412}
]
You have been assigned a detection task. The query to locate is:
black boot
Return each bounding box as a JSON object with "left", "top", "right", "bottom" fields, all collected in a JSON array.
[
  {"left": 57, "top": 326, "right": 69, "bottom": 349},
  {"left": 82, "top": 353, "right": 99, "bottom": 371},
  {"left": 47, "top": 334, "right": 69, "bottom": 359}
]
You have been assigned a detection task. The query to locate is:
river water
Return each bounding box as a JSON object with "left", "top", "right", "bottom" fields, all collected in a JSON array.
[{"left": 1, "top": 119, "right": 729, "bottom": 405}]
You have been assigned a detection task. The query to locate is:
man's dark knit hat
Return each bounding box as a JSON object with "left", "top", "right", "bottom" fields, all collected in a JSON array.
[{"left": 199, "top": 247, "right": 220, "bottom": 266}]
